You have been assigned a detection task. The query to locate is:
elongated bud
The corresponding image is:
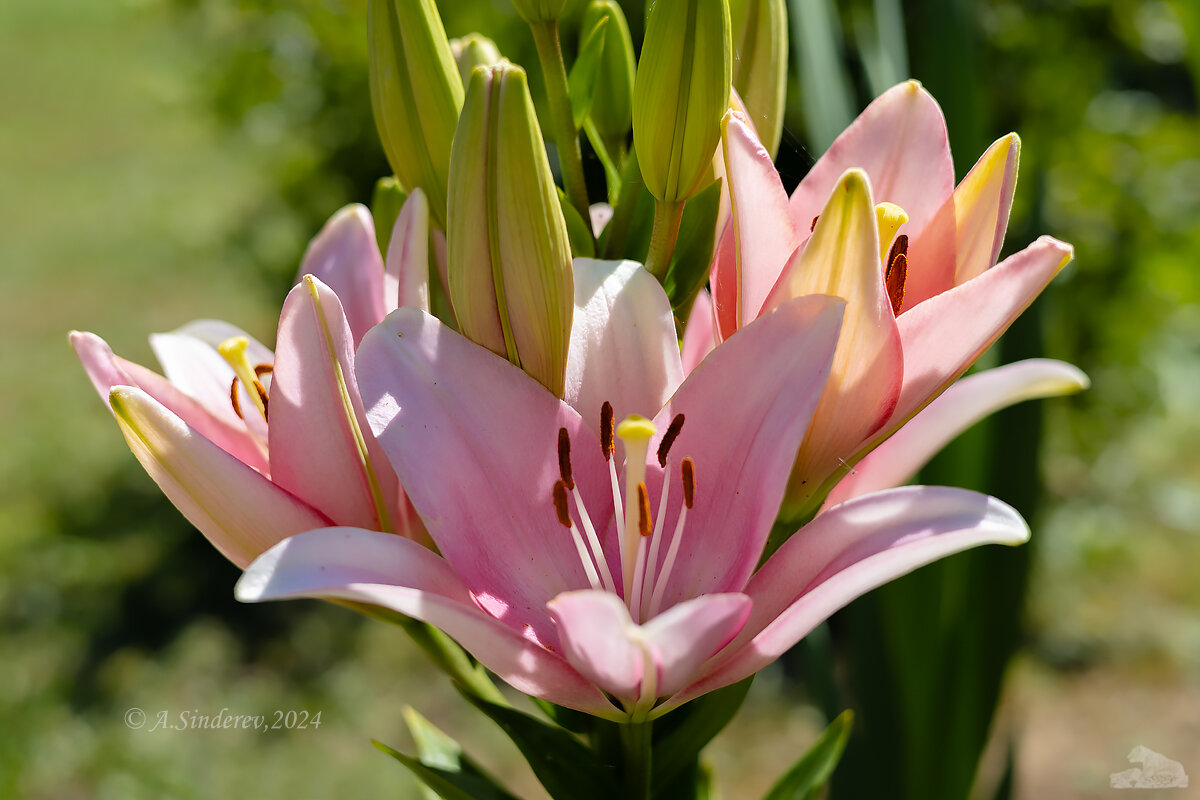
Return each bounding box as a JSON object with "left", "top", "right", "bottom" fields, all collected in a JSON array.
[
  {"left": 447, "top": 63, "right": 574, "bottom": 396},
  {"left": 581, "top": 0, "right": 636, "bottom": 142},
  {"left": 633, "top": 0, "right": 733, "bottom": 204},
  {"left": 450, "top": 34, "right": 503, "bottom": 87},
  {"left": 368, "top": 0, "right": 463, "bottom": 230},
  {"left": 729, "top": 0, "right": 788, "bottom": 157},
  {"left": 511, "top": 0, "right": 567, "bottom": 24}
]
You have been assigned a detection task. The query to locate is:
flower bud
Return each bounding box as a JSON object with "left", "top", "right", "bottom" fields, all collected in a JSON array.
[
  {"left": 446, "top": 63, "right": 574, "bottom": 396},
  {"left": 367, "top": 0, "right": 463, "bottom": 230},
  {"left": 581, "top": 0, "right": 636, "bottom": 142},
  {"left": 450, "top": 34, "right": 504, "bottom": 87},
  {"left": 633, "top": 0, "right": 733, "bottom": 204},
  {"left": 729, "top": 0, "right": 788, "bottom": 157},
  {"left": 511, "top": 0, "right": 567, "bottom": 24}
]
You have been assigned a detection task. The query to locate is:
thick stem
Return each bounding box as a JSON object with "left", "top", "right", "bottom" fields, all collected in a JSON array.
[
  {"left": 644, "top": 198, "right": 684, "bottom": 281},
  {"left": 620, "top": 720, "right": 653, "bottom": 800},
  {"left": 530, "top": 21, "right": 593, "bottom": 240}
]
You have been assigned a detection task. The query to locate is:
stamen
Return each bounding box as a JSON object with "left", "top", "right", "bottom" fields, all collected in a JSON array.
[
  {"left": 229, "top": 378, "right": 243, "bottom": 420},
  {"left": 885, "top": 251, "right": 908, "bottom": 316},
  {"left": 681, "top": 457, "right": 695, "bottom": 509},
  {"left": 887, "top": 233, "right": 909, "bottom": 264},
  {"left": 553, "top": 480, "right": 602, "bottom": 591},
  {"left": 552, "top": 480, "right": 571, "bottom": 527},
  {"left": 600, "top": 401, "right": 614, "bottom": 461},
  {"left": 810, "top": 215, "right": 820, "bottom": 232},
  {"left": 638, "top": 469, "right": 673, "bottom": 617},
  {"left": 637, "top": 482, "right": 652, "bottom": 537},
  {"left": 616, "top": 415, "right": 656, "bottom": 601},
  {"left": 570, "top": 483, "right": 618, "bottom": 593},
  {"left": 218, "top": 336, "right": 268, "bottom": 421},
  {"left": 557, "top": 427, "right": 575, "bottom": 490},
  {"left": 253, "top": 380, "right": 270, "bottom": 420},
  {"left": 254, "top": 364, "right": 274, "bottom": 378},
  {"left": 656, "top": 413, "right": 685, "bottom": 468}
]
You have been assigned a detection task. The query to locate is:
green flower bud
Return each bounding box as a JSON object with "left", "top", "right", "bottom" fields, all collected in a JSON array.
[
  {"left": 730, "top": 0, "right": 788, "bottom": 157},
  {"left": 633, "top": 0, "right": 733, "bottom": 204},
  {"left": 367, "top": 0, "right": 464, "bottom": 230},
  {"left": 450, "top": 34, "right": 504, "bottom": 88},
  {"left": 447, "top": 63, "right": 574, "bottom": 396},
  {"left": 511, "top": 0, "right": 567, "bottom": 24},
  {"left": 581, "top": 0, "right": 636, "bottom": 142}
]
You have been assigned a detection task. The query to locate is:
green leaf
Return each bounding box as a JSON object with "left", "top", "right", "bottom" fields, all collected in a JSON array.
[
  {"left": 583, "top": 117, "right": 622, "bottom": 204},
  {"left": 558, "top": 186, "right": 597, "bottom": 258},
  {"left": 762, "top": 710, "right": 854, "bottom": 800},
  {"left": 652, "top": 676, "right": 753, "bottom": 794},
  {"left": 373, "top": 737, "right": 519, "bottom": 800},
  {"left": 534, "top": 698, "right": 599, "bottom": 735},
  {"left": 461, "top": 689, "right": 621, "bottom": 800},
  {"left": 787, "top": 0, "right": 856, "bottom": 152},
  {"left": 370, "top": 176, "right": 408, "bottom": 256},
  {"left": 568, "top": 16, "right": 610, "bottom": 129},
  {"left": 661, "top": 177, "right": 723, "bottom": 318}
]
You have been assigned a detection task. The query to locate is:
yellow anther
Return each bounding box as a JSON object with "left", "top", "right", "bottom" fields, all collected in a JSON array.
[
  {"left": 875, "top": 202, "right": 909, "bottom": 264},
  {"left": 218, "top": 336, "right": 268, "bottom": 420},
  {"left": 616, "top": 414, "right": 657, "bottom": 443}
]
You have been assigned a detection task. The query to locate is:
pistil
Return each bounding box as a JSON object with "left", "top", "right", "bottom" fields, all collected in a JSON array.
[
  {"left": 218, "top": 336, "right": 270, "bottom": 422},
  {"left": 615, "top": 415, "right": 656, "bottom": 601}
]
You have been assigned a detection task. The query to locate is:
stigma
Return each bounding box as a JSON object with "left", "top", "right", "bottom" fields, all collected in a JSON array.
[{"left": 218, "top": 336, "right": 272, "bottom": 423}]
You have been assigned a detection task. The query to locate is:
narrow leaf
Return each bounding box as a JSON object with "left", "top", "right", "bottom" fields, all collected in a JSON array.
[
  {"left": 558, "top": 186, "right": 598, "bottom": 257},
  {"left": 788, "top": 0, "right": 856, "bottom": 152},
  {"left": 373, "top": 739, "right": 519, "bottom": 800},
  {"left": 652, "top": 676, "right": 753, "bottom": 794},
  {"left": 568, "top": 16, "right": 611, "bottom": 129},
  {"left": 762, "top": 710, "right": 854, "bottom": 800},
  {"left": 662, "top": 177, "right": 724, "bottom": 317}
]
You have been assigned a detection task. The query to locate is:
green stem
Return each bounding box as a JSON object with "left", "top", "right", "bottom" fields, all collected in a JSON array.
[
  {"left": 620, "top": 720, "right": 653, "bottom": 800},
  {"left": 644, "top": 198, "right": 684, "bottom": 281},
  {"left": 530, "top": 20, "right": 593, "bottom": 241}
]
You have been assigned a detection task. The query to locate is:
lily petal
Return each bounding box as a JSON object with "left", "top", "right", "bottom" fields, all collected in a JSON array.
[
  {"left": 237, "top": 528, "right": 619, "bottom": 718},
  {"left": 893, "top": 236, "right": 1074, "bottom": 425},
  {"left": 680, "top": 289, "right": 716, "bottom": 375},
  {"left": 149, "top": 321, "right": 273, "bottom": 427},
  {"left": 109, "top": 386, "right": 330, "bottom": 567},
  {"left": 639, "top": 591, "right": 751, "bottom": 698},
  {"left": 384, "top": 188, "right": 431, "bottom": 314},
  {"left": 669, "top": 486, "right": 1028, "bottom": 705},
  {"left": 767, "top": 169, "right": 904, "bottom": 515},
  {"left": 826, "top": 359, "right": 1090, "bottom": 506},
  {"left": 565, "top": 259, "right": 684, "bottom": 432},
  {"left": 789, "top": 81, "right": 954, "bottom": 243},
  {"left": 297, "top": 205, "right": 387, "bottom": 346},
  {"left": 357, "top": 308, "right": 611, "bottom": 645},
  {"left": 71, "top": 331, "right": 268, "bottom": 473},
  {"left": 712, "top": 110, "right": 799, "bottom": 338},
  {"left": 650, "top": 294, "right": 846, "bottom": 606},
  {"left": 269, "top": 276, "right": 401, "bottom": 532}
]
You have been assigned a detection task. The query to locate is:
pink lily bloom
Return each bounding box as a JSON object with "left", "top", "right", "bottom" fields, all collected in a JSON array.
[
  {"left": 71, "top": 196, "right": 432, "bottom": 566},
  {"left": 236, "top": 261, "right": 1030, "bottom": 720},
  {"left": 702, "top": 80, "right": 1077, "bottom": 518}
]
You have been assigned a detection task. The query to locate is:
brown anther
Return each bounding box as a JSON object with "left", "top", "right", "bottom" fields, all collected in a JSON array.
[
  {"left": 254, "top": 363, "right": 274, "bottom": 378},
  {"left": 680, "top": 457, "right": 695, "bottom": 509},
  {"left": 253, "top": 380, "right": 270, "bottom": 420},
  {"left": 637, "top": 482, "right": 652, "bottom": 537},
  {"left": 656, "top": 413, "right": 685, "bottom": 467},
  {"left": 810, "top": 215, "right": 820, "bottom": 232},
  {"left": 557, "top": 428, "right": 574, "bottom": 490},
  {"left": 885, "top": 250, "right": 908, "bottom": 317},
  {"left": 552, "top": 481, "right": 571, "bottom": 527},
  {"left": 886, "top": 233, "right": 909, "bottom": 264},
  {"left": 229, "top": 378, "right": 243, "bottom": 420},
  {"left": 600, "top": 401, "right": 615, "bottom": 462}
]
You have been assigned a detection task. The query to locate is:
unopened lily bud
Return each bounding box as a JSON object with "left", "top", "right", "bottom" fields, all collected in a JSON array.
[
  {"left": 447, "top": 63, "right": 574, "bottom": 396},
  {"left": 511, "top": 0, "right": 567, "bottom": 24},
  {"left": 367, "top": 0, "right": 463, "bottom": 230},
  {"left": 450, "top": 34, "right": 503, "bottom": 87},
  {"left": 729, "top": 0, "right": 788, "bottom": 157},
  {"left": 581, "top": 0, "right": 636, "bottom": 142},
  {"left": 633, "top": 0, "right": 733, "bottom": 204}
]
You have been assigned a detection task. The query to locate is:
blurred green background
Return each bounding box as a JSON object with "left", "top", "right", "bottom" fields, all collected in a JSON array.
[{"left": 2, "top": 0, "right": 1198, "bottom": 797}]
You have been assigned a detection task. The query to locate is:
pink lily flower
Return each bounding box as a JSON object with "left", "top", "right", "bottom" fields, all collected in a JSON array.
[
  {"left": 70, "top": 197, "right": 432, "bottom": 566},
  {"left": 236, "top": 262, "right": 1030, "bottom": 720},
  {"left": 703, "top": 80, "right": 1077, "bottom": 518}
]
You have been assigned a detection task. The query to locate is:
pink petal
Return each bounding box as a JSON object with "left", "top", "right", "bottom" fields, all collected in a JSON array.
[
  {"left": 384, "top": 188, "right": 431, "bottom": 314},
  {"left": 640, "top": 592, "right": 751, "bottom": 697},
  {"left": 648, "top": 294, "right": 846, "bottom": 607},
  {"left": 108, "top": 386, "right": 330, "bottom": 567},
  {"left": 269, "top": 276, "right": 401, "bottom": 532},
  {"left": 564, "top": 259, "right": 684, "bottom": 433},
  {"left": 237, "top": 528, "right": 620, "bottom": 718},
  {"left": 667, "top": 486, "right": 1028, "bottom": 706},
  {"left": 789, "top": 81, "right": 954, "bottom": 245},
  {"left": 825, "top": 359, "right": 1089, "bottom": 507},
  {"left": 711, "top": 110, "right": 800, "bottom": 338},
  {"left": 297, "top": 204, "right": 387, "bottom": 346},
  {"left": 680, "top": 289, "right": 716, "bottom": 375},
  {"left": 356, "top": 308, "right": 612, "bottom": 646},
  {"left": 893, "top": 236, "right": 1074, "bottom": 425},
  {"left": 71, "top": 331, "right": 268, "bottom": 473}
]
